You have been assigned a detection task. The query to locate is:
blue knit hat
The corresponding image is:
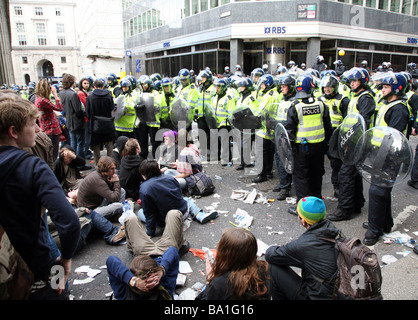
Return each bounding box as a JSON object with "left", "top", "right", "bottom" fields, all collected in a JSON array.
[{"left": 297, "top": 196, "right": 326, "bottom": 225}]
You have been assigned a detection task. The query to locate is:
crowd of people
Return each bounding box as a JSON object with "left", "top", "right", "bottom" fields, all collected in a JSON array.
[{"left": 0, "top": 56, "right": 417, "bottom": 301}]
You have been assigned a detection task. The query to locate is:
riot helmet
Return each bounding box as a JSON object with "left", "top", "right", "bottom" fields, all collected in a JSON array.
[
  {"left": 295, "top": 74, "right": 315, "bottom": 99},
  {"left": 320, "top": 75, "right": 339, "bottom": 98},
  {"left": 106, "top": 73, "right": 118, "bottom": 87},
  {"left": 278, "top": 74, "right": 296, "bottom": 96},
  {"left": 178, "top": 68, "right": 191, "bottom": 87},
  {"left": 213, "top": 78, "right": 228, "bottom": 96},
  {"left": 346, "top": 67, "right": 370, "bottom": 92},
  {"left": 256, "top": 74, "right": 274, "bottom": 92}
]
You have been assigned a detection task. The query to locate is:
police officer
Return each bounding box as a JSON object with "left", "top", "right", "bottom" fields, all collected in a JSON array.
[
  {"left": 160, "top": 77, "right": 176, "bottom": 130},
  {"left": 135, "top": 75, "right": 161, "bottom": 158},
  {"left": 252, "top": 74, "right": 280, "bottom": 183},
  {"left": 196, "top": 69, "right": 215, "bottom": 157},
  {"left": 114, "top": 78, "right": 136, "bottom": 139},
  {"left": 319, "top": 75, "right": 349, "bottom": 198},
  {"left": 362, "top": 72, "right": 410, "bottom": 245},
  {"left": 176, "top": 69, "right": 199, "bottom": 129},
  {"left": 106, "top": 73, "right": 122, "bottom": 98},
  {"left": 285, "top": 74, "right": 332, "bottom": 215},
  {"left": 273, "top": 74, "right": 297, "bottom": 200},
  {"left": 234, "top": 77, "right": 259, "bottom": 170},
  {"left": 210, "top": 78, "right": 235, "bottom": 166},
  {"left": 328, "top": 67, "right": 376, "bottom": 221}
]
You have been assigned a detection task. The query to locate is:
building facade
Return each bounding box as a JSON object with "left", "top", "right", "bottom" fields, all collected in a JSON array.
[
  {"left": 75, "top": 0, "right": 124, "bottom": 79},
  {"left": 9, "top": 0, "right": 81, "bottom": 85},
  {"left": 122, "top": 0, "right": 418, "bottom": 78}
]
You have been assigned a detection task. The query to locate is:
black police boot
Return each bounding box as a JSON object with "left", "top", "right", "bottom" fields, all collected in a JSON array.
[
  {"left": 363, "top": 230, "right": 380, "bottom": 246},
  {"left": 288, "top": 207, "right": 297, "bottom": 216},
  {"left": 252, "top": 174, "right": 267, "bottom": 183},
  {"left": 277, "top": 189, "right": 290, "bottom": 201},
  {"left": 327, "top": 207, "right": 352, "bottom": 221}
]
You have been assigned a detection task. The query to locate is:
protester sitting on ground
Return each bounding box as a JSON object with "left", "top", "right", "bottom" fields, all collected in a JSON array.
[
  {"left": 113, "top": 136, "right": 129, "bottom": 172},
  {"left": 48, "top": 190, "right": 125, "bottom": 254},
  {"left": 196, "top": 227, "right": 271, "bottom": 300},
  {"left": 119, "top": 138, "right": 145, "bottom": 201},
  {"left": 265, "top": 196, "right": 339, "bottom": 300},
  {"left": 136, "top": 159, "right": 217, "bottom": 228},
  {"left": 162, "top": 128, "right": 201, "bottom": 190},
  {"left": 76, "top": 156, "right": 126, "bottom": 219},
  {"left": 106, "top": 246, "right": 179, "bottom": 300},
  {"left": 54, "top": 145, "right": 85, "bottom": 195},
  {"left": 157, "top": 130, "right": 178, "bottom": 168}
]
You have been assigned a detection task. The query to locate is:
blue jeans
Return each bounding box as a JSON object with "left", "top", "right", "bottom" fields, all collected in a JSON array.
[
  {"left": 76, "top": 210, "right": 120, "bottom": 252},
  {"left": 137, "top": 197, "right": 201, "bottom": 222},
  {"left": 70, "top": 128, "right": 85, "bottom": 159},
  {"left": 164, "top": 169, "right": 187, "bottom": 189}
]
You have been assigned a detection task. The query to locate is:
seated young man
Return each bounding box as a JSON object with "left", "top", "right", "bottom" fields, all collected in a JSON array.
[
  {"left": 54, "top": 145, "right": 85, "bottom": 194},
  {"left": 106, "top": 246, "right": 179, "bottom": 300},
  {"left": 265, "top": 197, "right": 339, "bottom": 300},
  {"left": 76, "top": 156, "right": 126, "bottom": 219}
]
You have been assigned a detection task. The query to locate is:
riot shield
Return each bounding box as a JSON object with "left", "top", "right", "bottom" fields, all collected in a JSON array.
[
  {"left": 135, "top": 93, "right": 159, "bottom": 122},
  {"left": 328, "top": 125, "right": 341, "bottom": 159},
  {"left": 338, "top": 113, "right": 366, "bottom": 165},
  {"left": 113, "top": 94, "right": 126, "bottom": 120},
  {"left": 204, "top": 102, "right": 218, "bottom": 129},
  {"left": 229, "top": 104, "right": 262, "bottom": 133},
  {"left": 169, "top": 98, "right": 194, "bottom": 128},
  {"left": 275, "top": 123, "right": 294, "bottom": 174},
  {"left": 356, "top": 126, "right": 413, "bottom": 188}
]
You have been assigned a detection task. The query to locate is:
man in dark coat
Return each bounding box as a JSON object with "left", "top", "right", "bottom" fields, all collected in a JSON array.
[
  {"left": 86, "top": 79, "right": 116, "bottom": 165},
  {"left": 266, "top": 197, "right": 339, "bottom": 300},
  {"left": 59, "top": 74, "right": 86, "bottom": 159}
]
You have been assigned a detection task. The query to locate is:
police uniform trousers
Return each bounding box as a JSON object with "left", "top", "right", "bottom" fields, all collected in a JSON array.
[
  {"left": 367, "top": 184, "right": 393, "bottom": 236},
  {"left": 411, "top": 143, "right": 418, "bottom": 183},
  {"left": 255, "top": 137, "right": 275, "bottom": 177},
  {"left": 135, "top": 122, "right": 159, "bottom": 159},
  {"left": 327, "top": 150, "right": 343, "bottom": 190},
  {"left": 337, "top": 164, "right": 365, "bottom": 212},
  {"left": 292, "top": 142, "right": 325, "bottom": 202}
]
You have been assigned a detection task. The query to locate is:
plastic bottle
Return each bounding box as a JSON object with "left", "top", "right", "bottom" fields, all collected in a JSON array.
[{"left": 119, "top": 200, "right": 134, "bottom": 225}]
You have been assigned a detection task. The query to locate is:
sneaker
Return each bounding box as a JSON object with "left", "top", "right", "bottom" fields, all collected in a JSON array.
[
  {"left": 195, "top": 211, "right": 218, "bottom": 224},
  {"left": 111, "top": 226, "right": 126, "bottom": 244},
  {"left": 179, "top": 241, "right": 190, "bottom": 256}
]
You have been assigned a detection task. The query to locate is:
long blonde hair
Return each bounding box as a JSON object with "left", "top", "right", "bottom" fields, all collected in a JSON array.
[{"left": 35, "top": 79, "right": 51, "bottom": 99}]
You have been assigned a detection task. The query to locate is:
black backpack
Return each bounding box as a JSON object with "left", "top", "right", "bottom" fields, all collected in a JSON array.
[{"left": 185, "top": 172, "right": 215, "bottom": 197}]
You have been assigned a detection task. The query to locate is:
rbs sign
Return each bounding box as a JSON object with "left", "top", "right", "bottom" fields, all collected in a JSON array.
[{"left": 264, "top": 26, "right": 286, "bottom": 34}]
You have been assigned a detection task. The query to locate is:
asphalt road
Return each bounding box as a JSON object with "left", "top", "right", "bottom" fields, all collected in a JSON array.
[{"left": 67, "top": 135, "right": 418, "bottom": 301}]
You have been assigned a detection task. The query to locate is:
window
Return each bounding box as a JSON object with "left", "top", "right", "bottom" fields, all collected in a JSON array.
[
  {"left": 403, "top": 0, "right": 412, "bottom": 14},
  {"left": 58, "top": 35, "right": 66, "bottom": 46},
  {"left": 378, "top": 0, "right": 389, "bottom": 10},
  {"left": 56, "top": 8, "right": 61, "bottom": 16},
  {"left": 18, "top": 35, "right": 27, "bottom": 46},
  {"left": 352, "top": 0, "right": 363, "bottom": 5},
  {"left": 14, "top": 6, "right": 23, "bottom": 15},
  {"left": 61, "top": 57, "right": 67, "bottom": 64},
  {"left": 413, "top": 0, "right": 418, "bottom": 15},
  {"left": 22, "top": 57, "right": 28, "bottom": 64},
  {"left": 56, "top": 23, "right": 65, "bottom": 34},
  {"left": 16, "top": 23, "right": 25, "bottom": 33},
  {"left": 366, "top": 0, "right": 377, "bottom": 8},
  {"left": 390, "top": 0, "right": 401, "bottom": 12},
  {"left": 38, "top": 35, "right": 47, "bottom": 46},
  {"left": 35, "top": 7, "right": 43, "bottom": 16},
  {"left": 36, "top": 23, "right": 46, "bottom": 33}
]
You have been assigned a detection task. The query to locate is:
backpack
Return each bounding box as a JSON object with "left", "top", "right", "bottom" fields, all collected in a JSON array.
[
  {"left": 323, "top": 235, "right": 383, "bottom": 300},
  {"left": 0, "top": 152, "right": 35, "bottom": 300},
  {"left": 185, "top": 171, "right": 215, "bottom": 197}
]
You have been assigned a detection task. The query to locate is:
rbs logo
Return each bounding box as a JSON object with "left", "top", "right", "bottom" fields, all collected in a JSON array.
[
  {"left": 264, "top": 26, "right": 286, "bottom": 34},
  {"left": 266, "top": 47, "right": 286, "bottom": 55}
]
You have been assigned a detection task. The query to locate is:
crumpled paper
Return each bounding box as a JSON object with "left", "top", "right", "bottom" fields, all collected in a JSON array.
[{"left": 231, "top": 189, "right": 266, "bottom": 204}]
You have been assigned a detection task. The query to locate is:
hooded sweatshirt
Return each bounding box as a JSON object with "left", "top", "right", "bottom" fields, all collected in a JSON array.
[
  {"left": 119, "top": 154, "right": 145, "bottom": 200},
  {"left": 0, "top": 146, "right": 80, "bottom": 280}
]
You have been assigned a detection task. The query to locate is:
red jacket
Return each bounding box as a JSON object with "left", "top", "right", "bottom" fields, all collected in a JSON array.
[{"left": 35, "top": 96, "right": 63, "bottom": 135}]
